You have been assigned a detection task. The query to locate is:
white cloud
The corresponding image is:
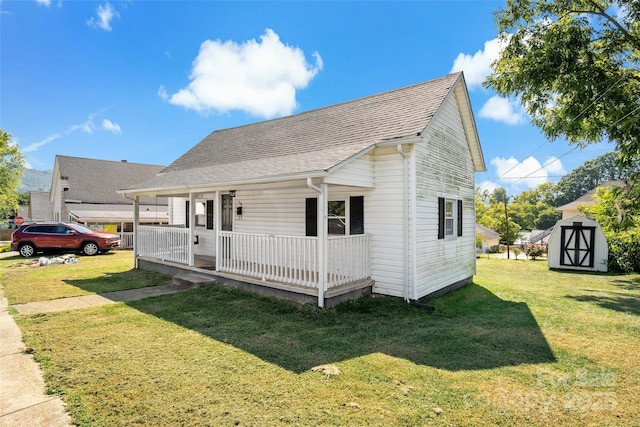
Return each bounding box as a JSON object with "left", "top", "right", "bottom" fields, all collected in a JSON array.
[
  {"left": 21, "top": 115, "right": 96, "bottom": 153},
  {"left": 102, "top": 119, "right": 121, "bottom": 134},
  {"left": 163, "top": 28, "right": 323, "bottom": 118},
  {"left": 158, "top": 86, "right": 168, "bottom": 101},
  {"left": 22, "top": 133, "right": 61, "bottom": 153},
  {"left": 479, "top": 95, "right": 527, "bottom": 125},
  {"left": 450, "top": 37, "right": 507, "bottom": 89},
  {"left": 477, "top": 180, "right": 499, "bottom": 194},
  {"left": 35, "top": 0, "right": 51, "bottom": 6},
  {"left": 87, "top": 2, "right": 120, "bottom": 31},
  {"left": 491, "top": 155, "right": 566, "bottom": 189}
]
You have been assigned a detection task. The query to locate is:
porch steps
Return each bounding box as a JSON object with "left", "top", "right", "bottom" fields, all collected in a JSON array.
[{"left": 172, "top": 273, "right": 218, "bottom": 289}]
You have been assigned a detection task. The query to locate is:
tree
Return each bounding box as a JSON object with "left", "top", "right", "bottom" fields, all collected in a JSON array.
[
  {"left": 486, "top": 1, "right": 640, "bottom": 168},
  {"left": 581, "top": 184, "right": 640, "bottom": 272},
  {"left": 0, "top": 130, "right": 25, "bottom": 223},
  {"left": 554, "top": 151, "right": 640, "bottom": 205}
]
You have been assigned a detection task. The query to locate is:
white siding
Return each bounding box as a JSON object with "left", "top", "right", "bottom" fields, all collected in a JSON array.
[
  {"left": 413, "top": 91, "right": 477, "bottom": 299},
  {"left": 233, "top": 185, "right": 314, "bottom": 236},
  {"left": 169, "top": 197, "right": 187, "bottom": 226},
  {"left": 366, "top": 146, "right": 406, "bottom": 298},
  {"left": 324, "top": 152, "right": 374, "bottom": 188}
]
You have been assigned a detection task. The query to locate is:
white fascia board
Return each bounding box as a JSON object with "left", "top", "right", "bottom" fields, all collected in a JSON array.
[
  {"left": 326, "top": 144, "right": 376, "bottom": 174},
  {"left": 118, "top": 170, "right": 328, "bottom": 197},
  {"left": 453, "top": 77, "right": 486, "bottom": 172},
  {"left": 375, "top": 135, "right": 423, "bottom": 148}
]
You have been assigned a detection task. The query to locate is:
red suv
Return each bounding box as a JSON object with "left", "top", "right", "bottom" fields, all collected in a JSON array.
[{"left": 11, "top": 222, "right": 121, "bottom": 258}]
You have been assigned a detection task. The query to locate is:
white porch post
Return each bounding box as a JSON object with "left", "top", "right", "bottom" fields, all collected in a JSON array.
[
  {"left": 318, "top": 183, "right": 328, "bottom": 308},
  {"left": 214, "top": 190, "right": 221, "bottom": 272},
  {"left": 188, "top": 191, "right": 195, "bottom": 267},
  {"left": 133, "top": 196, "right": 139, "bottom": 268}
]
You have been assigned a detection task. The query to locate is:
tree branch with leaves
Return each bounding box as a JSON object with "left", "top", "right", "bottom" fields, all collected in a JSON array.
[
  {"left": 0, "top": 130, "right": 26, "bottom": 223},
  {"left": 486, "top": 0, "right": 640, "bottom": 167}
]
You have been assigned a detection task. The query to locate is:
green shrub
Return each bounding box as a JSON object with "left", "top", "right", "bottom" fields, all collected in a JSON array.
[
  {"left": 524, "top": 244, "right": 546, "bottom": 260},
  {"left": 606, "top": 229, "right": 640, "bottom": 273},
  {"left": 0, "top": 243, "right": 10, "bottom": 253}
]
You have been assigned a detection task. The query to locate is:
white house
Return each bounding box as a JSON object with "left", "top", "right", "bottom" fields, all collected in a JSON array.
[
  {"left": 547, "top": 215, "right": 608, "bottom": 272},
  {"left": 556, "top": 180, "right": 626, "bottom": 219},
  {"left": 121, "top": 72, "right": 486, "bottom": 307}
]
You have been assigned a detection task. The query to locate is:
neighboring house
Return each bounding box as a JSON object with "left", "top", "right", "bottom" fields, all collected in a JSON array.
[
  {"left": 121, "top": 72, "right": 486, "bottom": 307},
  {"left": 51, "top": 156, "right": 169, "bottom": 246},
  {"left": 547, "top": 215, "right": 608, "bottom": 272},
  {"left": 475, "top": 223, "right": 500, "bottom": 253},
  {"left": 556, "top": 180, "right": 626, "bottom": 219},
  {"left": 28, "top": 191, "right": 54, "bottom": 221},
  {"left": 528, "top": 228, "right": 553, "bottom": 246}
]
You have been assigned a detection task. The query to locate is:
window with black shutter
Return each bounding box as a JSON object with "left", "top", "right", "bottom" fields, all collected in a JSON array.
[
  {"left": 438, "top": 197, "right": 445, "bottom": 239},
  {"left": 206, "top": 200, "right": 214, "bottom": 230},
  {"left": 305, "top": 198, "right": 317, "bottom": 237},
  {"left": 457, "top": 199, "right": 463, "bottom": 237},
  {"left": 350, "top": 196, "right": 364, "bottom": 235},
  {"left": 185, "top": 201, "right": 189, "bottom": 228}
]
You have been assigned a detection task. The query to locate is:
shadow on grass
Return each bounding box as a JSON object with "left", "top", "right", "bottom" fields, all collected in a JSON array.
[
  {"left": 124, "top": 282, "right": 556, "bottom": 373},
  {"left": 566, "top": 291, "right": 640, "bottom": 315},
  {"left": 610, "top": 277, "right": 640, "bottom": 291}
]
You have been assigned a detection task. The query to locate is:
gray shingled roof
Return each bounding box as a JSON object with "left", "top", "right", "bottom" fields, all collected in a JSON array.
[
  {"left": 56, "top": 156, "right": 168, "bottom": 205},
  {"left": 125, "top": 73, "right": 477, "bottom": 192}
]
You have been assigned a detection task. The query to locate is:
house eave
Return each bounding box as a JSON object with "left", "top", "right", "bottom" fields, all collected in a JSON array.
[{"left": 119, "top": 170, "right": 328, "bottom": 197}]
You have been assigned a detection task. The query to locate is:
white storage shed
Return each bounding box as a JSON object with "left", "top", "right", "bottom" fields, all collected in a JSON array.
[{"left": 547, "top": 215, "right": 608, "bottom": 272}]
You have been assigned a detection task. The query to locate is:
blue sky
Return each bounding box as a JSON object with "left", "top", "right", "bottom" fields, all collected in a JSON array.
[{"left": 0, "top": 0, "right": 614, "bottom": 195}]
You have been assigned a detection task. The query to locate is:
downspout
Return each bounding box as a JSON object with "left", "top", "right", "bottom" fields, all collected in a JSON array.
[
  {"left": 188, "top": 191, "right": 195, "bottom": 267},
  {"left": 123, "top": 193, "right": 139, "bottom": 268},
  {"left": 396, "top": 145, "right": 410, "bottom": 302},
  {"left": 307, "top": 177, "right": 326, "bottom": 309}
]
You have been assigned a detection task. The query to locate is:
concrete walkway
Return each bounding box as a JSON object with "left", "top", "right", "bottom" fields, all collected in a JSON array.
[
  {"left": 12, "top": 276, "right": 214, "bottom": 315},
  {"left": 0, "top": 288, "right": 72, "bottom": 427},
  {"left": 0, "top": 258, "right": 214, "bottom": 426}
]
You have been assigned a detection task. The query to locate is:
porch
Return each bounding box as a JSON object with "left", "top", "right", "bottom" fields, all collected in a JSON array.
[{"left": 135, "top": 225, "right": 373, "bottom": 307}]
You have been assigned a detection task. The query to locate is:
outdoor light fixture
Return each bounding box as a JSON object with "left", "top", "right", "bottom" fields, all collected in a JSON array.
[{"left": 229, "top": 190, "right": 236, "bottom": 197}]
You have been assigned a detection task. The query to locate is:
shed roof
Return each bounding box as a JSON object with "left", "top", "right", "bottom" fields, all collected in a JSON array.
[{"left": 123, "top": 72, "right": 484, "bottom": 195}]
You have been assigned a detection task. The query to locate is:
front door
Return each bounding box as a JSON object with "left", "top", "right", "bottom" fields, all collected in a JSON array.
[
  {"left": 560, "top": 224, "right": 595, "bottom": 268},
  {"left": 221, "top": 194, "right": 233, "bottom": 232}
]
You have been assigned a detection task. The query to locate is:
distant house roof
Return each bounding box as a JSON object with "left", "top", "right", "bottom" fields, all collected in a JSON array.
[
  {"left": 556, "top": 180, "right": 626, "bottom": 213},
  {"left": 28, "top": 191, "right": 53, "bottom": 221},
  {"left": 123, "top": 72, "right": 485, "bottom": 195},
  {"left": 476, "top": 223, "right": 500, "bottom": 240},
  {"left": 54, "top": 155, "right": 168, "bottom": 206}
]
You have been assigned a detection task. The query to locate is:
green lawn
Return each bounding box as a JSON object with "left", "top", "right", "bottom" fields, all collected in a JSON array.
[
  {"left": 2, "top": 256, "right": 638, "bottom": 426},
  {"left": 0, "top": 250, "right": 172, "bottom": 304}
]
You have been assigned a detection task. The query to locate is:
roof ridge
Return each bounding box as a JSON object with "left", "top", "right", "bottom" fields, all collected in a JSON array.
[{"left": 199, "top": 72, "right": 463, "bottom": 135}]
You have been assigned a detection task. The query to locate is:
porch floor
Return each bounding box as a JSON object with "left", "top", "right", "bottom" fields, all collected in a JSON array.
[{"left": 137, "top": 255, "right": 373, "bottom": 308}]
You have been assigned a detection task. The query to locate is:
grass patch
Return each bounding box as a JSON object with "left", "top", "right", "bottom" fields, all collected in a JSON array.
[
  {"left": 0, "top": 250, "right": 172, "bottom": 304},
  {"left": 5, "top": 258, "right": 640, "bottom": 426}
]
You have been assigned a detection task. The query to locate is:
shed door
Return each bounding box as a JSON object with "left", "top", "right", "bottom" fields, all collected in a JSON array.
[{"left": 560, "top": 225, "right": 596, "bottom": 268}]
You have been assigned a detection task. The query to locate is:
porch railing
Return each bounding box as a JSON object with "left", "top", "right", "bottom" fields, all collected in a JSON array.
[
  {"left": 138, "top": 225, "right": 189, "bottom": 265},
  {"left": 218, "top": 231, "right": 318, "bottom": 288},
  {"left": 119, "top": 232, "right": 134, "bottom": 249},
  {"left": 137, "top": 226, "right": 371, "bottom": 290},
  {"left": 218, "top": 231, "right": 371, "bottom": 289},
  {"left": 327, "top": 234, "right": 371, "bottom": 287}
]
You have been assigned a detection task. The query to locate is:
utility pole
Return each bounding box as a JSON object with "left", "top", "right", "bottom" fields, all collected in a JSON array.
[{"left": 504, "top": 196, "right": 510, "bottom": 259}]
